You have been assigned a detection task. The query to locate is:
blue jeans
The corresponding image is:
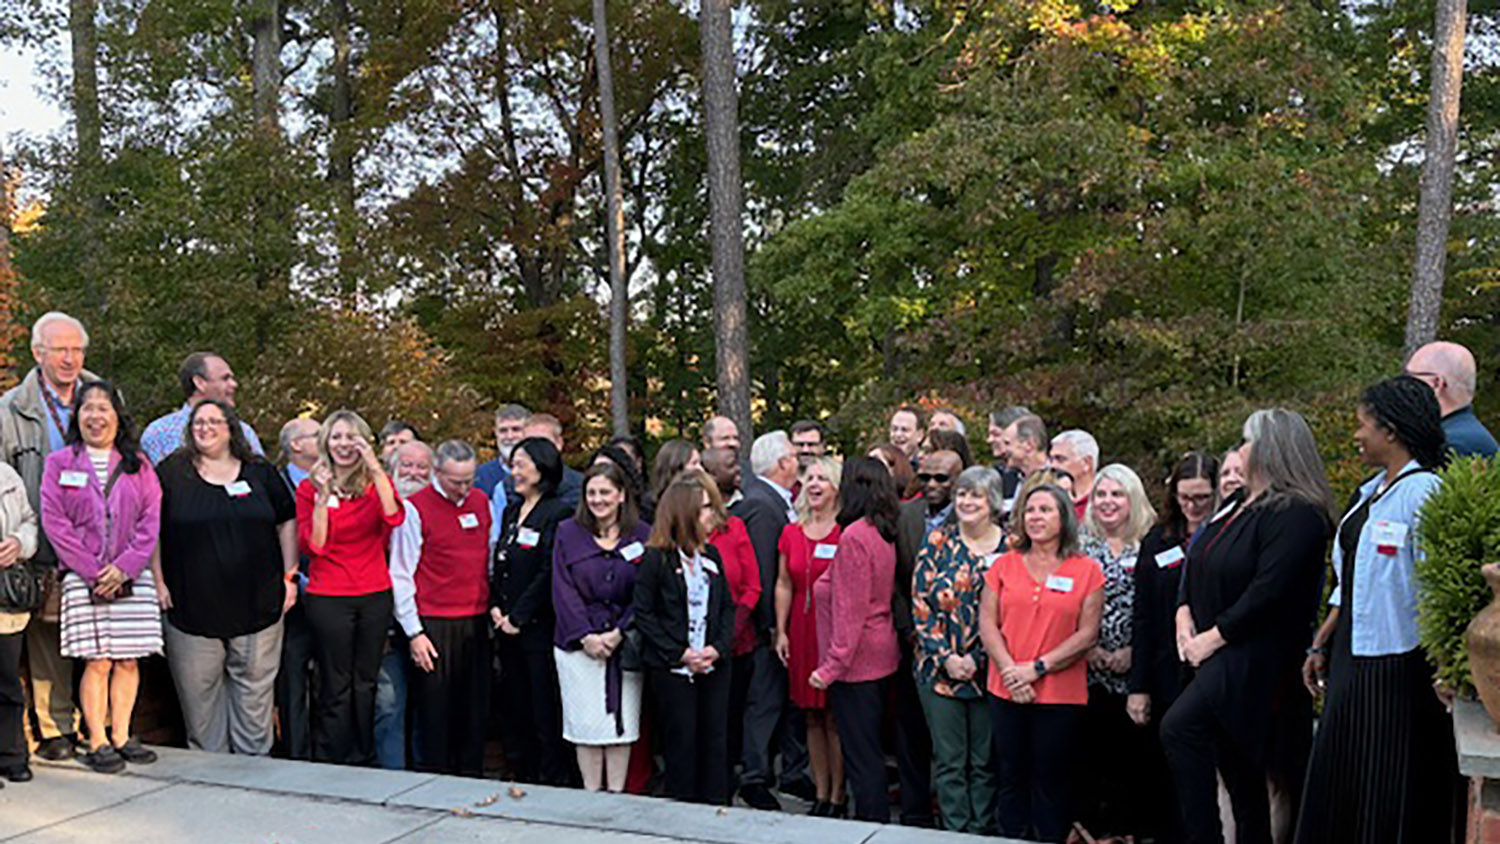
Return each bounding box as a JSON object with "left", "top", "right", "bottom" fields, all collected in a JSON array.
[{"left": 374, "top": 639, "right": 408, "bottom": 769}]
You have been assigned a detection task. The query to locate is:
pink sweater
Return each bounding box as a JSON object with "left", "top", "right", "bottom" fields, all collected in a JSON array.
[{"left": 813, "top": 518, "right": 899, "bottom": 685}]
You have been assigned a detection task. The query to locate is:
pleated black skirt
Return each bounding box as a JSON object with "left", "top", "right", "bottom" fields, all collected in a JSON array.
[{"left": 1293, "top": 614, "right": 1454, "bottom": 844}]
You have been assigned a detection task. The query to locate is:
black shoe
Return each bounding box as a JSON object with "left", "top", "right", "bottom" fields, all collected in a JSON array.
[
  {"left": 81, "top": 745, "right": 126, "bottom": 774},
  {"left": 809, "top": 800, "right": 831, "bottom": 817},
  {"left": 738, "top": 783, "right": 782, "bottom": 811},
  {"left": 36, "top": 736, "right": 77, "bottom": 761},
  {"left": 780, "top": 777, "right": 817, "bottom": 803},
  {"left": 2, "top": 764, "right": 33, "bottom": 782},
  {"left": 829, "top": 802, "right": 847, "bottom": 819},
  {"left": 114, "top": 739, "right": 157, "bottom": 765}
]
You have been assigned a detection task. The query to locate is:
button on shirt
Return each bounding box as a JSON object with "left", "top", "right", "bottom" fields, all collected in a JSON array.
[
  {"left": 1327, "top": 461, "right": 1441, "bottom": 657},
  {"left": 141, "top": 403, "right": 265, "bottom": 465}
]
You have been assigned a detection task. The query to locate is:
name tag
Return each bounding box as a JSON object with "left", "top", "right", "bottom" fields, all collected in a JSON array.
[
  {"left": 226, "top": 480, "right": 252, "bottom": 498},
  {"left": 1045, "top": 575, "right": 1074, "bottom": 593},
  {"left": 1156, "top": 546, "right": 1185, "bottom": 569},
  {"left": 620, "top": 541, "right": 644, "bottom": 562},
  {"left": 1121, "top": 555, "right": 1137, "bottom": 572},
  {"left": 1001, "top": 497, "right": 1016, "bottom": 513},
  {"left": 1371, "top": 520, "right": 1409, "bottom": 556},
  {"left": 59, "top": 471, "right": 88, "bottom": 488},
  {"left": 813, "top": 543, "right": 838, "bottom": 560},
  {"left": 326, "top": 495, "right": 340, "bottom": 509},
  {"left": 458, "top": 513, "right": 479, "bottom": 530},
  {"left": 517, "top": 527, "right": 540, "bottom": 548}
]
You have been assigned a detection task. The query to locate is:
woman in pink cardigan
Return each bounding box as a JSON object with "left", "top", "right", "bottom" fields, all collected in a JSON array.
[
  {"left": 809, "top": 456, "right": 900, "bottom": 823},
  {"left": 39, "top": 380, "right": 162, "bottom": 775}
]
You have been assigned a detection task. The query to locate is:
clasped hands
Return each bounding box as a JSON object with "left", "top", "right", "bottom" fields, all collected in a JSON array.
[
  {"left": 93, "top": 563, "right": 127, "bottom": 599},
  {"left": 583, "top": 629, "right": 624, "bottom": 660},
  {"left": 681, "top": 645, "right": 720, "bottom": 674}
]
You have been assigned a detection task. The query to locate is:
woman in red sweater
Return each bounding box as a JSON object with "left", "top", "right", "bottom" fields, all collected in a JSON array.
[
  {"left": 809, "top": 456, "right": 900, "bottom": 823},
  {"left": 296, "top": 410, "right": 403, "bottom": 765}
]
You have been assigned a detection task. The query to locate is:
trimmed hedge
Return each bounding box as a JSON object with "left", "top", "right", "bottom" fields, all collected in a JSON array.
[{"left": 1416, "top": 456, "right": 1500, "bottom": 691}]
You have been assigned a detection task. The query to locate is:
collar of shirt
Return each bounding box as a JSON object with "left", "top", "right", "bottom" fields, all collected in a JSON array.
[
  {"left": 726, "top": 490, "right": 744, "bottom": 508},
  {"left": 286, "top": 463, "right": 310, "bottom": 488},
  {"left": 924, "top": 503, "right": 953, "bottom": 532},
  {"left": 432, "top": 478, "right": 470, "bottom": 507}
]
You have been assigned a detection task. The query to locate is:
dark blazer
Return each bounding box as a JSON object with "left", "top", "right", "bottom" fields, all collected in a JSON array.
[
  {"left": 631, "top": 545, "right": 736, "bottom": 670},
  {"left": 490, "top": 494, "right": 573, "bottom": 649},
  {"left": 894, "top": 497, "right": 952, "bottom": 639},
  {"left": 730, "top": 474, "right": 792, "bottom": 635},
  {"left": 1130, "top": 524, "right": 1187, "bottom": 705}
]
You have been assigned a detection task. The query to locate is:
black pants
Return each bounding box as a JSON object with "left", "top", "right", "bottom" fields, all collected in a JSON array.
[
  {"left": 831, "top": 677, "right": 889, "bottom": 823},
  {"left": 893, "top": 650, "right": 934, "bottom": 825},
  {"left": 0, "top": 631, "right": 24, "bottom": 769},
  {"left": 1076, "top": 688, "right": 1150, "bottom": 837},
  {"left": 495, "top": 634, "right": 573, "bottom": 785},
  {"left": 651, "top": 664, "right": 732, "bottom": 805},
  {"left": 1160, "top": 677, "right": 1269, "bottom": 844},
  {"left": 990, "top": 695, "right": 1083, "bottom": 843},
  {"left": 412, "top": 615, "right": 489, "bottom": 777},
  {"left": 275, "top": 602, "right": 316, "bottom": 759},
  {"left": 304, "top": 590, "right": 392, "bottom": 766}
]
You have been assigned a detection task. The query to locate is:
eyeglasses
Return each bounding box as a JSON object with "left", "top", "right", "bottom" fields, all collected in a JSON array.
[
  {"left": 1177, "top": 493, "right": 1214, "bottom": 507},
  {"left": 917, "top": 473, "right": 952, "bottom": 484},
  {"left": 191, "top": 419, "right": 229, "bottom": 430}
]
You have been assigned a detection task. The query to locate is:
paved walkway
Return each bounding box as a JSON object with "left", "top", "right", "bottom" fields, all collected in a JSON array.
[{"left": 0, "top": 747, "right": 1009, "bottom": 843}]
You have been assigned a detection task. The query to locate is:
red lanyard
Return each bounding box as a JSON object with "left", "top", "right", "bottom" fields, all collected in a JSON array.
[{"left": 41, "top": 382, "right": 69, "bottom": 442}]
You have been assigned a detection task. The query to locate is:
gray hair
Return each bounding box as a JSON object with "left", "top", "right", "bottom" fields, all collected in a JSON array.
[
  {"left": 31, "top": 311, "right": 89, "bottom": 350},
  {"left": 750, "top": 430, "right": 793, "bottom": 475},
  {"left": 1010, "top": 414, "right": 1048, "bottom": 450},
  {"left": 1242, "top": 409, "right": 1335, "bottom": 520},
  {"left": 932, "top": 409, "right": 967, "bottom": 436},
  {"left": 989, "top": 405, "right": 1031, "bottom": 429},
  {"left": 434, "top": 439, "right": 477, "bottom": 469},
  {"left": 1052, "top": 429, "right": 1099, "bottom": 468},
  {"left": 385, "top": 439, "right": 435, "bottom": 475},
  {"left": 1084, "top": 463, "right": 1158, "bottom": 547},
  {"left": 495, "top": 403, "right": 530, "bottom": 421},
  {"left": 955, "top": 465, "right": 1006, "bottom": 522}
]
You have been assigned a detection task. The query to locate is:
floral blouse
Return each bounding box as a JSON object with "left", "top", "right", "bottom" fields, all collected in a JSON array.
[
  {"left": 1083, "top": 535, "right": 1137, "bottom": 696},
  {"left": 912, "top": 523, "right": 998, "bottom": 700}
]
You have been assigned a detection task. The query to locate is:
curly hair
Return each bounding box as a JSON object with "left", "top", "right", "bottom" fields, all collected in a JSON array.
[{"left": 1361, "top": 374, "right": 1448, "bottom": 471}]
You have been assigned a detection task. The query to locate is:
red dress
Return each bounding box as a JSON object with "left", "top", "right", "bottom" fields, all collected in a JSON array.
[{"left": 779, "top": 522, "right": 841, "bottom": 709}]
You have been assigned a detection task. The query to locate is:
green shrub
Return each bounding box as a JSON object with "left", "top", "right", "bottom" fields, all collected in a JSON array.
[{"left": 1416, "top": 456, "right": 1500, "bottom": 691}]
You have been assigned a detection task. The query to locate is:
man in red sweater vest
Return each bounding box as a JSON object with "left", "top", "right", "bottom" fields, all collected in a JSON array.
[{"left": 388, "top": 439, "right": 493, "bottom": 777}]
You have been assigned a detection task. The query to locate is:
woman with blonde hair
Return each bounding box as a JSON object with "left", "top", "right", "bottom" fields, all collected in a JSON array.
[
  {"left": 1076, "top": 463, "right": 1157, "bottom": 840},
  {"left": 296, "top": 409, "right": 403, "bottom": 765}
]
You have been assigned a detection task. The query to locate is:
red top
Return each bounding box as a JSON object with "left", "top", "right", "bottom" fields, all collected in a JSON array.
[
  {"left": 710, "top": 516, "right": 761, "bottom": 656},
  {"left": 984, "top": 550, "right": 1103, "bottom": 705},
  {"left": 779, "top": 522, "right": 841, "bottom": 709},
  {"left": 297, "top": 479, "right": 405, "bottom": 597},
  {"left": 409, "top": 485, "right": 492, "bottom": 618},
  {"left": 813, "top": 518, "right": 899, "bottom": 685}
]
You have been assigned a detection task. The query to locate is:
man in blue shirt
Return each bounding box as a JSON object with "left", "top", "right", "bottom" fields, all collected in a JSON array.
[
  {"left": 474, "top": 403, "right": 528, "bottom": 531},
  {"left": 141, "top": 352, "right": 264, "bottom": 464},
  {"left": 1406, "top": 341, "right": 1498, "bottom": 458}
]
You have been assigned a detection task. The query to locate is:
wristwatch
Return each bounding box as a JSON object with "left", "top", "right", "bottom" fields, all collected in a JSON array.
[{"left": 1033, "top": 658, "right": 1048, "bottom": 678}]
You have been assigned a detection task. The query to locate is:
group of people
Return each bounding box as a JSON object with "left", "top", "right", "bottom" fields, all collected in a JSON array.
[{"left": 0, "top": 309, "right": 1491, "bottom": 844}]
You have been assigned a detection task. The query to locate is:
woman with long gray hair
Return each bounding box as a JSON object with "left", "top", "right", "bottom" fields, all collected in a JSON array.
[{"left": 1161, "top": 409, "right": 1333, "bottom": 844}]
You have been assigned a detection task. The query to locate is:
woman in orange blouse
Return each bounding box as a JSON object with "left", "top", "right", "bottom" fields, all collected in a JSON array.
[{"left": 979, "top": 483, "right": 1104, "bottom": 843}]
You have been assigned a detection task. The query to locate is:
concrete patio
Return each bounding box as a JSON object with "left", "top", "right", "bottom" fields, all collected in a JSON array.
[{"left": 0, "top": 747, "right": 1010, "bottom": 843}]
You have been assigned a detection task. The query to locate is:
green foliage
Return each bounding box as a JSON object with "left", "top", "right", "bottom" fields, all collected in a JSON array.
[{"left": 1415, "top": 457, "right": 1500, "bottom": 691}]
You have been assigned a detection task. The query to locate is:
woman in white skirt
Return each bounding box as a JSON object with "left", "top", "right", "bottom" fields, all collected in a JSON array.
[
  {"left": 39, "top": 380, "right": 162, "bottom": 775},
  {"left": 551, "top": 462, "right": 650, "bottom": 791}
]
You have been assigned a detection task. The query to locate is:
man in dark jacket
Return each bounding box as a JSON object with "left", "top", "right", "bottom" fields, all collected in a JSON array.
[{"left": 1406, "top": 341, "right": 1498, "bottom": 457}]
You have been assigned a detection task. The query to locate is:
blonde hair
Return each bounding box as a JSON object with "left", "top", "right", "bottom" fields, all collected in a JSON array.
[
  {"left": 794, "top": 456, "right": 843, "bottom": 523},
  {"left": 318, "top": 409, "right": 377, "bottom": 499},
  {"left": 1084, "top": 463, "right": 1157, "bottom": 548}
]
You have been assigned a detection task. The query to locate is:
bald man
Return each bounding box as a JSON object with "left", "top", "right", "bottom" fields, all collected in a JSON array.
[{"left": 1406, "top": 341, "right": 1498, "bottom": 457}]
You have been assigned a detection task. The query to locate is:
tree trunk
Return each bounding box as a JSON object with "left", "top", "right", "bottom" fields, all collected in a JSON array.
[
  {"left": 593, "top": 0, "right": 631, "bottom": 437},
  {"left": 699, "top": 0, "right": 753, "bottom": 444},
  {"left": 1405, "top": 0, "right": 1467, "bottom": 355},
  {"left": 250, "top": 0, "right": 282, "bottom": 134},
  {"left": 329, "top": 0, "right": 358, "bottom": 303},
  {"left": 69, "top": 0, "right": 105, "bottom": 346}
]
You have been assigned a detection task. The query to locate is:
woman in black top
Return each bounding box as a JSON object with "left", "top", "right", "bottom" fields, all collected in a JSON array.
[
  {"left": 1161, "top": 409, "right": 1332, "bottom": 844},
  {"left": 490, "top": 436, "right": 575, "bottom": 785},
  {"left": 1127, "top": 451, "right": 1218, "bottom": 844},
  {"left": 631, "top": 472, "right": 735, "bottom": 805},
  {"left": 152, "top": 399, "right": 298, "bottom": 755}
]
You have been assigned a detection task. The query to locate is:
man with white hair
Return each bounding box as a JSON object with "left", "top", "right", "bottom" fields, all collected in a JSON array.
[
  {"left": 928, "top": 408, "right": 966, "bottom": 437},
  {"left": 0, "top": 311, "right": 96, "bottom": 763},
  {"left": 1406, "top": 340, "right": 1497, "bottom": 457},
  {"left": 730, "top": 431, "right": 801, "bottom": 811},
  {"left": 1049, "top": 429, "right": 1100, "bottom": 519}
]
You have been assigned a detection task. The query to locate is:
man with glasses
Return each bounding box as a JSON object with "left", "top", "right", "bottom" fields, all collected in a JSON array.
[
  {"left": 1406, "top": 340, "right": 1498, "bottom": 457},
  {"left": 789, "top": 420, "right": 826, "bottom": 468},
  {"left": 142, "top": 352, "right": 264, "bottom": 464}
]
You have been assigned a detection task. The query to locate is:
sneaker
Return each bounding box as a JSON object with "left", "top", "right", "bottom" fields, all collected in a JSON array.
[
  {"left": 1, "top": 764, "right": 33, "bottom": 782},
  {"left": 81, "top": 746, "right": 126, "bottom": 775},
  {"left": 738, "top": 783, "right": 782, "bottom": 811},
  {"left": 113, "top": 739, "right": 157, "bottom": 765},
  {"left": 36, "top": 735, "right": 77, "bottom": 761}
]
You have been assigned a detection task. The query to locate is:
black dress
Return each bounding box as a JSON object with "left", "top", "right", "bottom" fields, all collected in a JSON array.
[{"left": 1293, "top": 478, "right": 1455, "bottom": 844}]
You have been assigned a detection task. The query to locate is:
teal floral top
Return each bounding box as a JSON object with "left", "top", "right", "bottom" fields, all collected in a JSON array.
[{"left": 912, "top": 523, "right": 999, "bottom": 700}]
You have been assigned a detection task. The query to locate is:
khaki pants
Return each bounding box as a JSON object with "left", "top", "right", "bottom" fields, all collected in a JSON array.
[{"left": 25, "top": 616, "right": 77, "bottom": 740}]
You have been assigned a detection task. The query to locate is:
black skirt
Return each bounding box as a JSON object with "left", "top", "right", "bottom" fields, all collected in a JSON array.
[{"left": 1293, "top": 610, "right": 1454, "bottom": 844}]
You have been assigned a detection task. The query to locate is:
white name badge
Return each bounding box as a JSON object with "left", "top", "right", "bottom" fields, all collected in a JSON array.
[
  {"left": 1002, "top": 497, "right": 1016, "bottom": 513},
  {"left": 813, "top": 543, "right": 838, "bottom": 560},
  {"left": 326, "top": 495, "right": 340, "bottom": 509},
  {"left": 1156, "top": 546, "right": 1186, "bottom": 569},
  {"left": 620, "top": 541, "right": 644, "bottom": 562},
  {"left": 517, "top": 527, "right": 540, "bottom": 548},
  {"left": 59, "top": 471, "right": 88, "bottom": 488},
  {"left": 458, "top": 513, "right": 480, "bottom": 530},
  {"left": 226, "top": 480, "right": 252, "bottom": 498},
  {"left": 1121, "top": 555, "right": 1137, "bottom": 572},
  {"left": 1371, "top": 520, "right": 1409, "bottom": 554},
  {"left": 1045, "top": 575, "right": 1074, "bottom": 593}
]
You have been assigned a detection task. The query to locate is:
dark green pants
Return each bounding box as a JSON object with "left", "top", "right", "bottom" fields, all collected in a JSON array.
[{"left": 918, "top": 682, "right": 997, "bottom": 834}]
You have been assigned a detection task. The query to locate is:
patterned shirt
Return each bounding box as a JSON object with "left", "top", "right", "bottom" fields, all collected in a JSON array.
[
  {"left": 912, "top": 523, "right": 997, "bottom": 700},
  {"left": 1083, "top": 535, "right": 1137, "bottom": 695},
  {"left": 141, "top": 403, "right": 264, "bottom": 465}
]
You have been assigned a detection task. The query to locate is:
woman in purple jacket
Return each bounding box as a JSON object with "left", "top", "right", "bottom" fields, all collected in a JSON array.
[{"left": 40, "top": 381, "right": 162, "bottom": 775}]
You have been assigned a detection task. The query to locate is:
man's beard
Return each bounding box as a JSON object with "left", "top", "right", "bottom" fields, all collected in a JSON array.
[{"left": 395, "top": 476, "right": 428, "bottom": 498}]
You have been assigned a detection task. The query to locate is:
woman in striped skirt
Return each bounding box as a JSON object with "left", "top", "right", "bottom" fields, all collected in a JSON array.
[
  {"left": 1294, "top": 375, "right": 1454, "bottom": 844},
  {"left": 39, "top": 380, "right": 162, "bottom": 775}
]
